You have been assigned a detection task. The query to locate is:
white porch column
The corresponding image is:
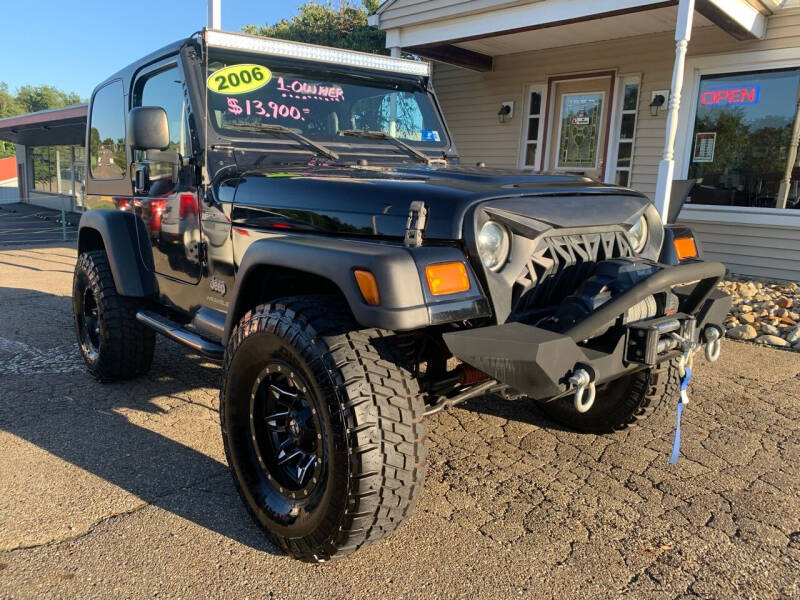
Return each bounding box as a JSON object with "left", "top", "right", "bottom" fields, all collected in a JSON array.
[{"left": 654, "top": 0, "right": 695, "bottom": 220}]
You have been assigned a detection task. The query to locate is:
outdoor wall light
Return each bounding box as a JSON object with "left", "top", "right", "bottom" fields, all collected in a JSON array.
[
  {"left": 650, "top": 94, "right": 666, "bottom": 116},
  {"left": 498, "top": 102, "right": 513, "bottom": 123}
]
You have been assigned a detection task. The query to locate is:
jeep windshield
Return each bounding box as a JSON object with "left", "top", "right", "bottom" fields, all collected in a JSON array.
[{"left": 205, "top": 50, "right": 447, "bottom": 152}]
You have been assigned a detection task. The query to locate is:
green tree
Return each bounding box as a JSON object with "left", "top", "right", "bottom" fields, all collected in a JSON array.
[
  {"left": 243, "top": 0, "right": 386, "bottom": 55},
  {"left": 0, "top": 82, "right": 22, "bottom": 118},
  {"left": 15, "top": 85, "right": 81, "bottom": 114},
  {"left": 0, "top": 83, "right": 22, "bottom": 158}
]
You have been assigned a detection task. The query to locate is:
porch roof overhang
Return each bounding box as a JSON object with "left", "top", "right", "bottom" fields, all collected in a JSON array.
[
  {"left": 370, "top": 0, "right": 775, "bottom": 71},
  {"left": 0, "top": 104, "right": 87, "bottom": 146}
]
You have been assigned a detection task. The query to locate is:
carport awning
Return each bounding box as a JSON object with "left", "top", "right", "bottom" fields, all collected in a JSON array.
[{"left": 0, "top": 104, "right": 87, "bottom": 146}]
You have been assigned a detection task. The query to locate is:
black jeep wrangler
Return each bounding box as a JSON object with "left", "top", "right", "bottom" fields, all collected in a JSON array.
[{"left": 73, "top": 29, "right": 730, "bottom": 562}]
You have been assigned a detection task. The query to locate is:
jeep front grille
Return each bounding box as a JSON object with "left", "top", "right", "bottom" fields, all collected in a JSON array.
[{"left": 512, "top": 231, "right": 633, "bottom": 314}]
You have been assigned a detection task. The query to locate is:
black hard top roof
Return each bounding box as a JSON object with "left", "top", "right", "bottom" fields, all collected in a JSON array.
[{"left": 92, "top": 37, "right": 193, "bottom": 98}]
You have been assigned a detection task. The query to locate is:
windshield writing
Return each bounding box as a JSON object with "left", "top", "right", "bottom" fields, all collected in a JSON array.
[{"left": 207, "top": 52, "right": 445, "bottom": 146}]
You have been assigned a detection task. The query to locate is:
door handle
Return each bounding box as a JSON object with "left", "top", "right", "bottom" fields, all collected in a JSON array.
[{"left": 134, "top": 165, "right": 150, "bottom": 195}]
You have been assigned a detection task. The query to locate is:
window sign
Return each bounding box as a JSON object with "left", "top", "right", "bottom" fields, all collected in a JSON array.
[
  {"left": 700, "top": 85, "right": 760, "bottom": 107},
  {"left": 692, "top": 132, "right": 716, "bottom": 163},
  {"left": 556, "top": 92, "right": 603, "bottom": 169}
]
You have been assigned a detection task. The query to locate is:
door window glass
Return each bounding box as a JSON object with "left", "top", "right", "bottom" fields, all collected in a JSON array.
[
  {"left": 556, "top": 92, "right": 604, "bottom": 169},
  {"left": 687, "top": 68, "right": 800, "bottom": 209},
  {"left": 89, "top": 80, "right": 126, "bottom": 180},
  {"left": 135, "top": 65, "right": 188, "bottom": 155},
  {"left": 134, "top": 65, "right": 189, "bottom": 193}
]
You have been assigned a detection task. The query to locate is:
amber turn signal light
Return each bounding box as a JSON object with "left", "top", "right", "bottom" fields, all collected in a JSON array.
[
  {"left": 673, "top": 237, "right": 697, "bottom": 260},
  {"left": 425, "top": 262, "right": 470, "bottom": 296},
  {"left": 354, "top": 270, "right": 380, "bottom": 306}
]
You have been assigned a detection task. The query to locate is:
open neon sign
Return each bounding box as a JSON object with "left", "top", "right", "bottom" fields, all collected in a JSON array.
[{"left": 700, "top": 85, "right": 760, "bottom": 106}]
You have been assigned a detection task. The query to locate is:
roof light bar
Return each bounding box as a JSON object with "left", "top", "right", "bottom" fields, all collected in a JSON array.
[{"left": 205, "top": 29, "right": 430, "bottom": 77}]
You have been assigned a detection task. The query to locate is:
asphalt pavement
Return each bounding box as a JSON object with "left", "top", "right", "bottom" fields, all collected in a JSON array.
[
  {"left": 0, "top": 242, "right": 797, "bottom": 600},
  {"left": 0, "top": 204, "right": 77, "bottom": 246}
]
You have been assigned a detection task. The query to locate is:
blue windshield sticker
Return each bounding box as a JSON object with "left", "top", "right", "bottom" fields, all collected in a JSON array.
[{"left": 421, "top": 130, "right": 441, "bottom": 142}]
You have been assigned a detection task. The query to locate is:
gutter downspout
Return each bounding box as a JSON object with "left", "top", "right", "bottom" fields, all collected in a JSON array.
[{"left": 654, "top": 0, "right": 695, "bottom": 220}]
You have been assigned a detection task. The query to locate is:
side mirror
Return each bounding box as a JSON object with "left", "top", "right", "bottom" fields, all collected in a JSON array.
[{"left": 128, "top": 106, "right": 169, "bottom": 151}]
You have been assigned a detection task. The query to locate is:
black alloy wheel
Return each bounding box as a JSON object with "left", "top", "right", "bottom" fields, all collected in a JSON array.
[
  {"left": 249, "top": 363, "right": 324, "bottom": 500},
  {"left": 77, "top": 285, "right": 101, "bottom": 361}
]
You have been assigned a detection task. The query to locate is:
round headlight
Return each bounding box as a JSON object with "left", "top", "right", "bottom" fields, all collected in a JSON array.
[
  {"left": 628, "top": 215, "right": 648, "bottom": 253},
  {"left": 477, "top": 220, "right": 510, "bottom": 270}
]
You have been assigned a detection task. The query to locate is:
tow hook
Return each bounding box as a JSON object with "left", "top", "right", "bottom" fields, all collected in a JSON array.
[
  {"left": 569, "top": 367, "right": 596, "bottom": 413},
  {"left": 703, "top": 325, "right": 722, "bottom": 363}
]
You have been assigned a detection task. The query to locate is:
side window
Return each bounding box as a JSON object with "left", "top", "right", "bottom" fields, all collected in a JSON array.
[
  {"left": 89, "top": 81, "right": 126, "bottom": 180},
  {"left": 135, "top": 65, "right": 188, "bottom": 155},
  {"left": 134, "top": 65, "right": 189, "bottom": 195}
]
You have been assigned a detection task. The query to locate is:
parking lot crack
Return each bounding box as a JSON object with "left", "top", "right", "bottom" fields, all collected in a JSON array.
[
  {"left": 3, "top": 501, "right": 150, "bottom": 554},
  {"left": 2, "top": 472, "right": 231, "bottom": 555}
]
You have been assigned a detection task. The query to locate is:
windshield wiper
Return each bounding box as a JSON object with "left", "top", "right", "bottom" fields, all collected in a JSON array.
[
  {"left": 339, "top": 129, "right": 431, "bottom": 165},
  {"left": 226, "top": 123, "right": 339, "bottom": 161}
]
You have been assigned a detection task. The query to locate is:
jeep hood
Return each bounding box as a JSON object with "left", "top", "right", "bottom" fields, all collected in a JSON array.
[{"left": 228, "top": 165, "right": 651, "bottom": 240}]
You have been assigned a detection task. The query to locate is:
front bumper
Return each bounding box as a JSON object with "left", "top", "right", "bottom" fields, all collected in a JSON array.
[{"left": 442, "top": 260, "right": 731, "bottom": 400}]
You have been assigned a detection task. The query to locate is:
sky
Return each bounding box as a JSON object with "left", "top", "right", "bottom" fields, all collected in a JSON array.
[{"left": 0, "top": 0, "right": 308, "bottom": 100}]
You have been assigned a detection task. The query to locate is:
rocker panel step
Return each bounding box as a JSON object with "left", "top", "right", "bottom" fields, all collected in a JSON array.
[{"left": 136, "top": 310, "right": 225, "bottom": 359}]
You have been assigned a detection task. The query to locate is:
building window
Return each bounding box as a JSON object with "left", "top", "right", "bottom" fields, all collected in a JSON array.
[
  {"left": 32, "top": 147, "right": 56, "bottom": 193},
  {"left": 687, "top": 67, "right": 800, "bottom": 209},
  {"left": 89, "top": 80, "right": 126, "bottom": 180},
  {"left": 521, "top": 86, "right": 544, "bottom": 168},
  {"left": 30, "top": 145, "right": 86, "bottom": 205},
  {"left": 612, "top": 79, "right": 640, "bottom": 187}
]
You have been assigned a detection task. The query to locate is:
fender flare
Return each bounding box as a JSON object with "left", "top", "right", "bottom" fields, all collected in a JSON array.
[
  {"left": 77, "top": 210, "right": 157, "bottom": 297},
  {"left": 222, "top": 236, "right": 490, "bottom": 342}
]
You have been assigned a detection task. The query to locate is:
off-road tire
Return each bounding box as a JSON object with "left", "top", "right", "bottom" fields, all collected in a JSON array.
[
  {"left": 220, "top": 295, "right": 427, "bottom": 562},
  {"left": 537, "top": 361, "right": 680, "bottom": 433},
  {"left": 72, "top": 250, "right": 155, "bottom": 381}
]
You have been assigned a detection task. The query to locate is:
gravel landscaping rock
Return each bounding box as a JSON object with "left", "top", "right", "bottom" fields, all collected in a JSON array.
[
  {"left": 761, "top": 324, "right": 780, "bottom": 336},
  {"left": 754, "top": 334, "right": 789, "bottom": 347},
  {"left": 719, "top": 278, "right": 800, "bottom": 351},
  {"left": 726, "top": 324, "right": 758, "bottom": 340}
]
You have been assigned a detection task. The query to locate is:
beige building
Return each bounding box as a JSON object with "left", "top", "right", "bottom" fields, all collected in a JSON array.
[{"left": 371, "top": 0, "right": 800, "bottom": 281}]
